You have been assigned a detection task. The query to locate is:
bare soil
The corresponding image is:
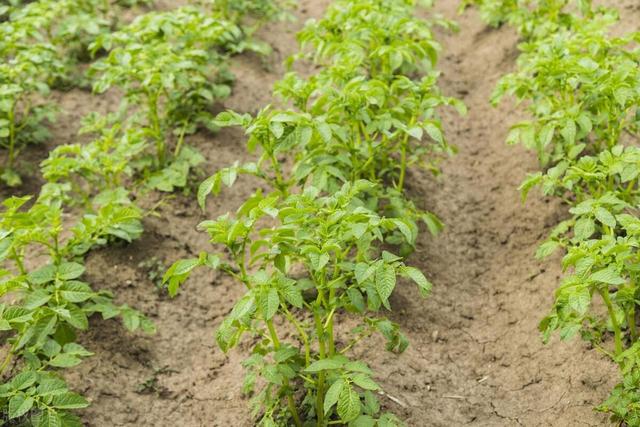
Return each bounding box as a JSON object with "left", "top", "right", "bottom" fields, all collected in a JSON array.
[{"left": 6, "top": 0, "right": 640, "bottom": 425}]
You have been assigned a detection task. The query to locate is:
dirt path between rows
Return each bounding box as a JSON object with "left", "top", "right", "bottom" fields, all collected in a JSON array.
[{"left": 40, "top": 0, "right": 639, "bottom": 425}]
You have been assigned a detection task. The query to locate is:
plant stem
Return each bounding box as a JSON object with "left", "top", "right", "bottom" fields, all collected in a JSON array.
[
  {"left": 398, "top": 135, "right": 408, "bottom": 191},
  {"left": 326, "top": 293, "right": 336, "bottom": 357},
  {"left": 629, "top": 306, "right": 637, "bottom": 343},
  {"left": 148, "top": 93, "right": 165, "bottom": 167},
  {"left": 269, "top": 151, "right": 288, "bottom": 196},
  {"left": 283, "top": 306, "right": 311, "bottom": 365},
  {"left": 7, "top": 102, "right": 16, "bottom": 170},
  {"left": 398, "top": 118, "right": 416, "bottom": 192},
  {"left": 314, "top": 310, "right": 327, "bottom": 427},
  {"left": 174, "top": 123, "right": 187, "bottom": 158},
  {"left": 267, "top": 320, "right": 302, "bottom": 427},
  {"left": 599, "top": 288, "right": 623, "bottom": 356},
  {"left": 0, "top": 347, "right": 14, "bottom": 376}
]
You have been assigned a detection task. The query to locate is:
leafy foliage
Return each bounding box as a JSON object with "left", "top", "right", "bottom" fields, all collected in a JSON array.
[
  {"left": 467, "top": 0, "right": 640, "bottom": 423},
  {"left": 88, "top": 3, "right": 288, "bottom": 191},
  {"left": 1, "top": 0, "right": 298, "bottom": 422},
  {"left": 0, "top": 0, "right": 159, "bottom": 186},
  {"left": 166, "top": 0, "right": 459, "bottom": 424},
  {"left": 0, "top": 5, "right": 62, "bottom": 186},
  {"left": 166, "top": 182, "right": 429, "bottom": 425},
  {"left": 0, "top": 189, "right": 153, "bottom": 421}
]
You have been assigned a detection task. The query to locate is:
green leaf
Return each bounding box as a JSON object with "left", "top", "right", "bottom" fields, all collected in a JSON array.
[
  {"left": 573, "top": 217, "right": 595, "bottom": 241},
  {"left": 351, "top": 373, "right": 380, "bottom": 391},
  {"left": 594, "top": 207, "right": 616, "bottom": 228},
  {"left": 281, "top": 283, "right": 303, "bottom": 308},
  {"left": 324, "top": 378, "right": 344, "bottom": 414},
  {"left": 59, "top": 281, "right": 94, "bottom": 303},
  {"left": 589, "top": 268, "right": 625, "bottom": 285},
  {"left": 11, "top": 370, "right": 37, "bottom": 390},
  {"left": 57, "top": 263, "right": 85, "bottom": 280},
  {"left": 36, "top": 378, "right": 68, "bottom": 397},
  {"left": 51, "top": 392, "right": 89, "bottom": 409},
  {"left": 568, "top": 285, "right": 591, "bottom": 315},
  {"left": 261, "top": 288, "right": 279, "bottom": 320},
  {"left": 375, "top": 264, "right": 396, "bottom": 307},
  {"left": 351, "top": 415, "right": 376, "bottom": 427},
  {"left": 355, "top": 263, "right": 376, "bottom": 284},
  {"left": 305, "top": 358, "right": 345, "bottom": 373},
  {"left": 424, "top": 123, "right": 443, "bottom": 143},
  {"left": 9, "top": 394, "right": 34, "bottom": 419},
  {"left": 28, "top": 265, "right": 56, "bottom": 285},
  {"left": 36, "top": 411, "right": 63, "bottom": 427},
  {"left": 536, "top": 241, "right": 560, "bottom": 259},
  {"left": 400, "top": 266, "right": 432, "bottom": 296},
  {"left": 197, "top": 174, "right": 219, "bottom": 211},
  {"left": 337, "top": 383, "right": 361, "bottom": 422},
  {"left": 407, "top": 127, "right": 423, "bottom": 140},
  {"left": 49, "top": 354, "right": 82, "bottom": 368}
]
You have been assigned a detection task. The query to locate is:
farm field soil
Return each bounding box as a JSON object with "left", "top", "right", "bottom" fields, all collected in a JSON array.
[{"left": 20, "top": 0, "right": 640, "bottom": 425}]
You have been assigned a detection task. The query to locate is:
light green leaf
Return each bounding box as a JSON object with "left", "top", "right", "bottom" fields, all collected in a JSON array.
[
  {"left": 337, "top": 383, "right": 361, "bottom": 422},
  {"left": 57, "top": 263, "right": 85, "bottom": 280},
  {"left": 375, "top": 264, "right": 396, "bottom": 305},
  {"left": 9, "top": 394, "right": 34, "bottom": 419},
  {"left": 261, "top": 288, "right": 279, "bottom": 320},
  {"left": 589, "top": 268, "right": 625, "bottom": 285},
  {"left": 400, "top": 266, "right": 432, "bottom": 296},
  {"left": 594, "top": 207, "right": 616, "bottom": 228},
  {"left": 324, "top": 378, "right": 344, "bottom": 414}
]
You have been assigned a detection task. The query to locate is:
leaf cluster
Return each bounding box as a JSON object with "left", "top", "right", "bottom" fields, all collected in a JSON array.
[
  {"left": 470, "top": 0, "right": 640, "bottom": 423},
  {"left": 165, "top": 0, "right": 459, "bottom": 425},
  {"left": 0, "top": 0, "right": 155, "bottom": 186}
]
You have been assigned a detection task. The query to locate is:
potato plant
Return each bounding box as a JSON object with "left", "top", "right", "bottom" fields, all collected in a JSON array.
[
  {"left": 165, "top": 181, "right": 430, "bottom": 425},
  {"left": 209, "top": 0, "right": 464, "bottom": 254},
  {"left": 41, "top": 113, "right": 148, "bottom": 206},
  {"left": 89, "top": 6, "right": 259, "bottom": 191},
  {"left": 0, "top": 14, "right": 62, "bottom": 186},
  {"left": 166, "top": 0, "right": 457, "bottom": 425},
  {"left": 0, "top": 0, "right": 157, "bottom": 187},
  {"left": 470, "top": 0, "right": 640, "bottom": 423},
  {"left": 1, "top": 112, "right": 154, "bottom": 423},
  {"left": 0, "top": 190, "right": 153, "bottom": 424},
  {"left": 2, "top": 0, "right": 300, "bottom": 423},
  {"left": 459, "top": 0, "right": 601, "bottom": 39},
  {"left": 206, "top": 0, "right": 294, "bottom": 25}
]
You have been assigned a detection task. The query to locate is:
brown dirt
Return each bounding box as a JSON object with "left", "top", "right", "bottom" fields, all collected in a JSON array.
[{"left": 6, "top": 0, "right": 640, "bottom": 425}]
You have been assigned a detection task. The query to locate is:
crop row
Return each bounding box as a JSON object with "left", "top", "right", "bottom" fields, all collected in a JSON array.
[
  {"left": 0, "top": 0, "right": 292, "bottom": 424},
  {"left": 464, "top": 0, "right": 640, "bottom": 424},
  {"left": 163, "top": 0, "right": 464, "bottom": 425}
]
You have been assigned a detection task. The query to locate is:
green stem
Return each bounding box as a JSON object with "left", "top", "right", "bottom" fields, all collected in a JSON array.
[
  {"left": 7, "top": 102, "right": 16, "bottom": 170},
  {"left": 0, "top": 345, "right": 15, "bottom": 376},
  {"left": 326, "top": 293, "right": 336, "bottom": 357},
  {"left": 147, "top": 93, "right": 165, "bottom": 167},
  {"left": 283, "top": 306, "right": 311, "bottom": 365},
  {"left": 269, "top": 151, "right": 288, "bottom": 196},
  {"left": 11, "top": 248, "right": 26, "bottom": 275},
  {"left": 398, "top": 118, "right": 416, "bottom": 192},
  {"left": 267, "top": 320, "right": 303, "bottom": 427},
  {"left": 398, "top": 135, "right": 408, "bottom": 191},
  {"left": 174, "top": 123, "right": 188, "bottom": 158},
  {"left": 314, "top": 310, "right": 327, "bottom": 427},
  {"left": 600, "top": 288, "right": 623, "bottom": 357},
  {"left": 629, "top": 306, "right": 637, "bottom": 343}
]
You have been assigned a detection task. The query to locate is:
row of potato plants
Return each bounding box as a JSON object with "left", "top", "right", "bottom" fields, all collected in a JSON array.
[
  {"left": 0, "top": 0, "right": 291, "bottom": 187},
  {"left": 0, "top": 0, "right": 292, "bottom": 424},
  {"left": 164, "top": 0, "right": 465, "bottom": 425},
  {"left": 0, "top": 0, "right": 156, "bottom": 187},
  {"left": 463, "top": 0, "right": 640, "bottom": 424}
]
